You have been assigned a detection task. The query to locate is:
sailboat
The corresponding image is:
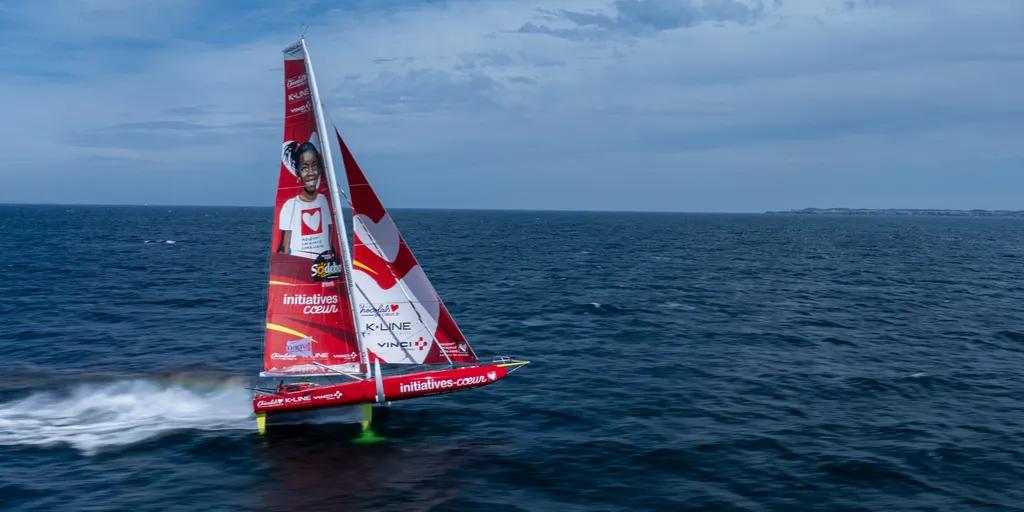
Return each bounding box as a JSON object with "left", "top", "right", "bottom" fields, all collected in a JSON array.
[{"left": 251, "top": 39, "right": 528, "bottom": 435}]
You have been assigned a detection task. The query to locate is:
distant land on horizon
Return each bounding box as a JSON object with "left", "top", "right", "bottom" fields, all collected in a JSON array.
[{"left": 767, "top": 208, "right": 1024, "bottom": 217}]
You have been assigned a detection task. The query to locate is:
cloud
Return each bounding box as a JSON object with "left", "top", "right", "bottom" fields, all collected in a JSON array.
[
  {"left": 0, "top": 0, "right": 1022, "bottom": 210},
  {"left": 67, "top": 120, "right": 278, "bottom": 150},
  {"left": 519, "top": 0, "right": 773, "bottom": 39},
  {"left": 329, "top": 68, "right": 501, "bottom": 115}
]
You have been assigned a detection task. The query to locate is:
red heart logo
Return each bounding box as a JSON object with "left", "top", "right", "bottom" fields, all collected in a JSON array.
[{"left": 390, "top": 304, "right": 399, "bottom": 312}]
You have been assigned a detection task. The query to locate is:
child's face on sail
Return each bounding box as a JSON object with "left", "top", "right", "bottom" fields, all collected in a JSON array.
[{"left": 298, "top": 151, "right": 321, "bottom": 192}]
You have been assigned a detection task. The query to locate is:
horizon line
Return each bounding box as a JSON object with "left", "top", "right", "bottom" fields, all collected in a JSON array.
[
  {"left": 2, "top": 201, "right": 1022, "bottom": 215},
  {"left": 0, "top": 201, "right": 757, "bottom": 215}
]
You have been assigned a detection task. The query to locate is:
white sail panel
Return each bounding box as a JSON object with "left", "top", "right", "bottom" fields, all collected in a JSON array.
[{"left": 337, "top": 130, "right": 478, "bottom": 365}]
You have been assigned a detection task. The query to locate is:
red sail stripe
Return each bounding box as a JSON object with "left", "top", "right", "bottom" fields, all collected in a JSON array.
[{"left": 351, "top": 232, "right": 419, "bottom": 289}]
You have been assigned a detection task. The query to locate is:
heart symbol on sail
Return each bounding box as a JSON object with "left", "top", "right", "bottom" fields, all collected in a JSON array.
[
  {"left": 390, "top": 304, "right": 399, "bottom": 312},
  {"left": 353, "top": 213, "right": 401, "bottom": 262},
  {"left": 302, "top": 211, "right": 321, "bottom": 232},
  {"left": 353, "top": 266, "right": 439, "bottom": 364}
]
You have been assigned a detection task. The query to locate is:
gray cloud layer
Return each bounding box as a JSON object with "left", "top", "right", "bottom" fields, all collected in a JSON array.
[{"left": 0, "top": 0, "right": 1021, "bottom": 211}]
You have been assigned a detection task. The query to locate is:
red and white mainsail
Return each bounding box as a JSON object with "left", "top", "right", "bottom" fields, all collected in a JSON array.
[
  {"left": 262, "top": 42, "right": 363, "bottom": 376},
  {"left": 336, "top": 129, "right": 478, "bottom": 365}
]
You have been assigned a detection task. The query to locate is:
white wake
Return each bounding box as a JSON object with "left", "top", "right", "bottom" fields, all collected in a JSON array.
[{"left": 0, "top": 378, "right": 253, "bottom": 454}]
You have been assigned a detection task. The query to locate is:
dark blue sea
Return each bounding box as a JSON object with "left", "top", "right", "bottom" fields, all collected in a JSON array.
[{"left": 1, "top": 205, "right": 1022, "bottom": 511}]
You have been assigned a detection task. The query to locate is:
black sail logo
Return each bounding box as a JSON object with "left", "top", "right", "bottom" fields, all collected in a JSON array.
[{"left": 365, "top": 321, "right": 412, "bottom": 332}]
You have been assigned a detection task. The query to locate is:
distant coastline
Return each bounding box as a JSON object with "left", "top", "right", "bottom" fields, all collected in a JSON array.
[{"left": 766, "top": 208, "right": 1024, "bottom": 217}]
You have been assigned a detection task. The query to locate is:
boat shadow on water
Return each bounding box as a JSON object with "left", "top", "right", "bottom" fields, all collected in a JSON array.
[{"left": 253, "top": 407, "right": 478, "bottom": 510}]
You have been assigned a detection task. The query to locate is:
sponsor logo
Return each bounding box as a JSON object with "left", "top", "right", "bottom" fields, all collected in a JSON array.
[
  {"left": 398, "top": 375, "right": 488, "bottom": 394},
  {"left": 256, "top": 395, "right": 311, "bottom": 408},
  {"left": 358, "top": 303, "right": 400, "bottom": 317},
  {"left": 312, "top": 390, "right": 344, "bottom": 401},
  {"left": 283, "top": 294, "right": 339, "bottom": 306},
  {"left": 286, "top": 338, "right": 313, "bottom": 358},
  {"left": 365, "top": 321, "right": 412, "bottom": 333},
  {"left": 303, "top": 304, "right": 337, "bottom": 314},
  {"left": 287, "top": 74, "right": 308, "bottom": 89},
  {"left": 288, "top": 89, "right": 310, "bottom": 102},
  {"left": 457, "top": 343, "right": 468, "bottom": 353},
  {"left": 272, "top": 349, "right": 331, "bottom": 359},
  {"left": 310, "top": 253, "right": 341, "bottom": 281},
  {"left": 290, "top": 102, "right": 311, "bottom": 114},
  {"left": 487, "top": 371, "right": 497, "bottom": 381},
  {"left": 376, "top": 336, "right": 428, "bottom": 351},
  {"left": 283, "top": 293, "right": 340, "bottom": 315},
  {"left": 414, "top": 337, "right": 429, "bottom": 351},
  {"left": 378, "top": 341, "right": 413, "bottom": 350}
]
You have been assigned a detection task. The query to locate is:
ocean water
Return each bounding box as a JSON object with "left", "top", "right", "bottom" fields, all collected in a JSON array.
[{"left": 1, "top": 205, "right": 1022, "bottom": 511}]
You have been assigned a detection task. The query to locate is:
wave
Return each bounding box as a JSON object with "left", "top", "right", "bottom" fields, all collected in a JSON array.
[
  {"left": 663, "top": 302, "right": 696, "bottom": 311},
  {"left": 579, "top": 302, "right": 630, "bottom": 316},
  {"left": 0, "top": 378, "right": 253, "bottom": 454}
]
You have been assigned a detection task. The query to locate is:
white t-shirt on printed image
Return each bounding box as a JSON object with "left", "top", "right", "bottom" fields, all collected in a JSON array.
[{"left": 279, "top": 194, "right": 333, "bottom": 259}]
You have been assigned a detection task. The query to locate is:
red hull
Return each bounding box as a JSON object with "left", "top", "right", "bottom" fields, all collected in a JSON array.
[{"left": 253, "top": 364, "right": 511, "bottom": 415}]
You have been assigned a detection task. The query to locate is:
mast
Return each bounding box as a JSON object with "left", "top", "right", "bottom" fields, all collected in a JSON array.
[{"left": 300, "top": 38, "right": 370, "bottom": 376}]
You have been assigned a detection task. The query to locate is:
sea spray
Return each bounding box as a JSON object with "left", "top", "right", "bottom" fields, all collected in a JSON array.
[{"left": 0, "top": 378, "right": 252, "bottom": 454}]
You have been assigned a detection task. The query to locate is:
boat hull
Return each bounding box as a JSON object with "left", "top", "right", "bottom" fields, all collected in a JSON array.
[{"left": 253, "top": 363, "right": 511, "bottom": 415}]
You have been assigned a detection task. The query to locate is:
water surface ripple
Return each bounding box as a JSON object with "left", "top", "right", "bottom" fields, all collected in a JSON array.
[{"left": 1, "top": 206, "right": 1022, "bottom": 511}]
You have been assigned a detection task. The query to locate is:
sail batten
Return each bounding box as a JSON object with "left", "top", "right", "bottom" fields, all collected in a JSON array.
[{"left": 336, "top": 129, "right": 478, "bottom": 365}]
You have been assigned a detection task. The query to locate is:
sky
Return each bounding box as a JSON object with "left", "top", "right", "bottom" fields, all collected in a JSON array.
[{"left": 0, "top": 0, "right": 1021, "bottom": 212}]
